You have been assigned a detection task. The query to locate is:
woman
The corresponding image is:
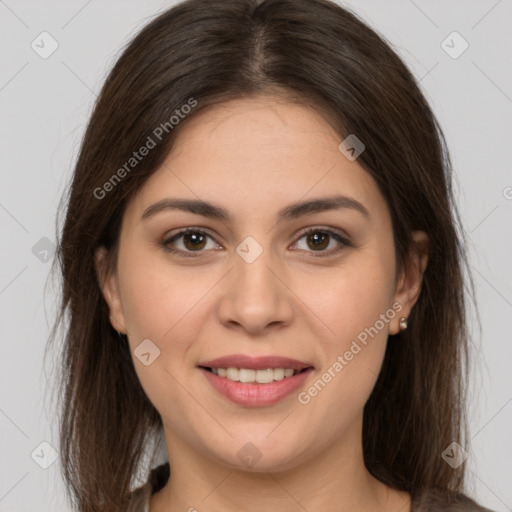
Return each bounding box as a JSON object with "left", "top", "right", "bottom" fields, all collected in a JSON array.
[{"left": 48, "top": 0, "right": 495, "bottom": 510}]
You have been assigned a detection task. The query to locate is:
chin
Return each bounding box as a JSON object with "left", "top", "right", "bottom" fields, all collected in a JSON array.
[{"left": 211, "top": 441, "right": 311, "bottom": 473}]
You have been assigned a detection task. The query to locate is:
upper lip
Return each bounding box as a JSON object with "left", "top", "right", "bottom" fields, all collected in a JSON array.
[{"left": 198, "top": 354, "right": 314, "bottom": 371}]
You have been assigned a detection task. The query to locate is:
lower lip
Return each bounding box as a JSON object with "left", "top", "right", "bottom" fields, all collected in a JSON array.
[{"left": 199, "top": 367, "right": 314, "bottom": 407}]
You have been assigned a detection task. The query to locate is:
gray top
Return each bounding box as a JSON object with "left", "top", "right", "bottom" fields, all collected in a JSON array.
[{"left": 126, "top": 463, "right": 496, "bottom": 512}]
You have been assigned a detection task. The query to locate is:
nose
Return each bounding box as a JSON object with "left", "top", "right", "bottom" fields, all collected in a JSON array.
[{"left": 216, "top": 244, "right": 294, "bottom": 335}]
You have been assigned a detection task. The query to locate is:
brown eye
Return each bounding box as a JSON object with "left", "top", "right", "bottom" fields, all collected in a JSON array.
[
  {"left": 162, "top": 228, "right": 220, "bottom": 257},
  {"left": 305, "top": 231, "right": 329, "bottom": 250},
  {"left": 162, "top": 227, "right": 351, "bottom": 258},
  {"left": 182, "top": 231, "right": 207, "bottom": 251},
  {"left": 292, "top": 228, "right": 351, "bottom": 257}
]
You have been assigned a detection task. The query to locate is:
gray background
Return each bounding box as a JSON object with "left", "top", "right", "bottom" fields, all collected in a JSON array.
[{"left": 1, "top": 1, "right": 511, "bottom": 511}]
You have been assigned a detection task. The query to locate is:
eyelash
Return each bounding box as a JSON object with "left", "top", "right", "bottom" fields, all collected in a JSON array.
[{"left": 161, "top": 227, "right": 352, "bottom": 258}]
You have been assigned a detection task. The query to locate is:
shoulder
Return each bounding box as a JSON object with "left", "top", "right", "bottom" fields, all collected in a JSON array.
[
  {"left": 411, "top": 488, "right": 496, "bottom": 512},
  {"left": 126, "top": 462, "right": 170, "bottom": 512}
]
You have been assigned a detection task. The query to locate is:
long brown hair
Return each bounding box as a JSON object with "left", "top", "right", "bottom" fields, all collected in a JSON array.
[{"left": 46, "top": 0, "right": 477, "bottom": 509}]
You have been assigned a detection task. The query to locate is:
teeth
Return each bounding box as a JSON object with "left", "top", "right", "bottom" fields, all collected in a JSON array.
[
  {"left": 211, "top": 367, "right": 299, "bottom": 383},
  {"left": 226, "top": 367, "right": 239, "bottom": 381}
]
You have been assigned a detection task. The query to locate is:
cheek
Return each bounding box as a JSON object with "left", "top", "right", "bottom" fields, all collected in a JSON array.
[
  {"left": 115, "top": 245, "right": 208, "bottom": 406},
  {"left": 295, "top": 250, "right": 395, "bottom": 403},
  {"left": 298, "top": 252, "right": 395, "bottom": 346},
  {"left": 116, "top": 242, "right": 206, "bottom": 341}
]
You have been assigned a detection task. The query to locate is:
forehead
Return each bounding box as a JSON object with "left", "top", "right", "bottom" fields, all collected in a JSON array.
[{"left": 125, "top": 96, "right": 390, "bottom": 226}]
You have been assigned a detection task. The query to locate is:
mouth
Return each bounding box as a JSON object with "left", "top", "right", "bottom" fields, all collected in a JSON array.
[
  {"left": 199, "top": 366, "right": 312, "bottom": 383},
  {"left": 197, "top": 354, "right": 314, "bottom": 383},
  {"left": 196, "top": 354, "right": 315, "bottom": 406}
]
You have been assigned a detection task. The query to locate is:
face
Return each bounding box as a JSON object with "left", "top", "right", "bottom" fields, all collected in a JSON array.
[{"left": 97, "top": 95, "right": 427, "bottom": 473}]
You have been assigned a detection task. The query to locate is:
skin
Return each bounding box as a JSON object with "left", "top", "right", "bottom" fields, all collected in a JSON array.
[{"left": 96, "top": 95, "right": 428, "bottom": 512}]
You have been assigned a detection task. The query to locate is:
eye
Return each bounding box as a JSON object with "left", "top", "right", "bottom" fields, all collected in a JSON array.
[
  {"left": 162, "top": 228, "right": 220, "bottom": 257},
  {"left": 161, "top": 227, "right": 352, "bottom": 258},
  {"left": 291, "top": 228, "right": 352, "bottom": 257}
]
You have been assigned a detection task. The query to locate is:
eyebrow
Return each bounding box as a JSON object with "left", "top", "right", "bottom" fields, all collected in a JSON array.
[{"left": 141, "top": 194, "right": 371, "bottom": 223}]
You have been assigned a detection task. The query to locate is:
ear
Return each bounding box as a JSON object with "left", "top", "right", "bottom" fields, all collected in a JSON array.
[
  {"left": 94, "top": 246, "right": 127, "bottom": 334},
  {"left": 389, "top": 230, "right": 429, "bottom": 335}
]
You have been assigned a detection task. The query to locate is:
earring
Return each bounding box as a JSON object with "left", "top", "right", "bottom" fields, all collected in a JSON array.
[{"left": 399, "top": 317, "right": 408, "bottom": 331}]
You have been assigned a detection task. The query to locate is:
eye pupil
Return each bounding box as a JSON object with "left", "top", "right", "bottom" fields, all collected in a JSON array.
[
  {"left": 184, "top": 232, "right": 206, "bottom": 250},
  {"left": 308, "top": 232, "right": 329, "bottom": 250}
]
